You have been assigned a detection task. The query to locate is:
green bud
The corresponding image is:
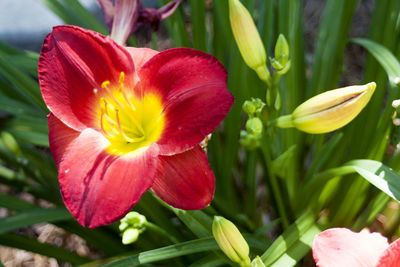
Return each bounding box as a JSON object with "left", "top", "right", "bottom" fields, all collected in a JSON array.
[
  {"left": 246, "top": 118, "right": 263, "bottom": 135},
  {"left": 240, "top": 131, "right": 260, "bottom": 150},
  {"left": 122, "top": 228, "right": 140, "bottom": 245},
  {"left": 1, "top": 132, "right": 22, "bottom": 156},
  {"left": 275, "top": 34, "right": 289, "bottom": 67},
  {"left": 212, "top": 216, "right": 251, "bottom": 266},
  {"left": 251, "top": 256, "right": 266, "bottom": 267},
  {"left": 119, "top": 211, "right": 147, "bottom": 245},
  {"left": 243, "top": 100, "right": 257, "bottom": 115},
  {"left": 121, "top": 211, "right": 147, "bottom": 228},
  {"left": 243, "top": 98, "right": 265, "bottom": 116}
]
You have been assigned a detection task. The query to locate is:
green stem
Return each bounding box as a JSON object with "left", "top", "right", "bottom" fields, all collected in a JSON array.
[
  {"left": 261, "top": 139, "right": 290, "bottom": 229},
  {"left": 145, "top": 222, "right": 179, "bottom": 244}
]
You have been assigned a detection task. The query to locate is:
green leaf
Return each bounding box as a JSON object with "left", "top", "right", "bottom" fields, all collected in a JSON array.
[
  {"left": 352, "top": 38, "right": 400, "bottom": 86},
  {"left": 88, "top": 237, "right": 219, "bottom": 267},
  {"left": 345, "top": 159, "right": 400, "bottom": 201},
  {"left": 261, "top": 212, "right": 320, "bottom": 266},
  {"left": 0, "top": 208, "right": 72, "bottom": 234},
  {"left": 0, "top": 233, "right": 90, "bottom": 264}
]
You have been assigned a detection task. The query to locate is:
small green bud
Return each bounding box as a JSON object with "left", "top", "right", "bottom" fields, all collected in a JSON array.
[
  {"left": 212, "top": 216, "right": 251, "bottom": 266},
  {"left": 246, "top": 118, "right": 263, "bottom": 135},
  {"left": 119, "top": 211, "right": 147, "bottom": 245},
  {"left": 251, "top": 256, "right": 266, "bottom": 267},
  {"left": 121, "top": 211, "right": 147, "bottom": 228},
  {"left": 122, "top": 228, "right": 140, "bottom": 245},
  {"left": 243, "top": 100, "right": 257, "bottom": 115},
  {"left": 275, "top": 34, "right": 289, "bottom": 67},
  {"left": 240, "top": 131, "right": 260, "bottom": 150},
  {"left": 243, "top": 98, "right": 265, "bottom": 116},
  {"left": 1, "top": 132, "right": 22, "bottom": 156}
]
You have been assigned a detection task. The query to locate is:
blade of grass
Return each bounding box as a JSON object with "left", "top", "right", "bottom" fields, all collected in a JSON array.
[
  {"left": 0, "top": 233, "right": 91, "bottom": 264},
  {"left": 0, "top": 207, "right": 72, "bottom": 234}
]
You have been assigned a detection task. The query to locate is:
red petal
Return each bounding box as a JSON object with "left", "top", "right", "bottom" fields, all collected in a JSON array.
[
  {"left": 151, "top": 146, "right": 215, "bottom": 209},
  {"left": 38, "top": 25, "right": 135, "bottom": 131},
  {"left": 126, "top": 47, "right": 158, "bottom": 71},
  {"left": 376, "top": 238, "right": 400, "bottom": 267},
  {"left": 138, "top": 48, "right": 233, "bottom": 155},
  {"left": 312, "top": 228, "right": 388, "bottom": 267},
  {"left": 48, "top": 113, "right": 80, "bottom": 169},
  {"left": 58, "top": 128, "right": 158, "bottom": 228}
]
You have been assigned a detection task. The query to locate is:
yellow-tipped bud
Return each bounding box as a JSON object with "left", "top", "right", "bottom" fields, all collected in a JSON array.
[
  {"left": 276, "top": 82, "right": 376, "bottom": 134},
  {"left": 212, "top": 216, "right": 251, "bottom": 266},
  {"left": 228, "top": 0, "right": 269, "bottom": 82}
]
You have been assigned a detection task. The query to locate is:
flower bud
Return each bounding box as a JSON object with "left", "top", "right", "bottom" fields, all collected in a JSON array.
[
  {"left": 243, "top": 100, "right": 257, "bottom": 115},
  {"left": 119, "top": 211, "right": 147, "bottom": 245},
  {"left": 276, "top": 82, "right": 376, "bottom": 134},
  {"left": 240, "top": 130, "right": 260, "bottom": 150},
  {"left": 212, "top": 216, "right": 251, "bottom": 266},
  {"left": 121, "top": 211, "right": 147, "bottom": 228},
  {"left": 228, "top": 0, "right": 269, "bottom": 81},
  {"left": 122, "top": 228, "right": 140, "bottom": 245},
  {"left": 274, "top": 34, "right": 289, "bottom": 69},
  {"left": 1, "top": 132, "right": 22, "bottom": 156},
  {"left": 246, "top": 118, "right": 263, "bottom": 135}
]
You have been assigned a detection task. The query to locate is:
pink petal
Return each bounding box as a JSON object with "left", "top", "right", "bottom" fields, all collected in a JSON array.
[
  {"left": 138, "top": 48, "right": 233, "bottom": 155},
  {"left": 152, "top": 146, "right": 215, "bottom": 209},
  {"left": 125, "top": 47, "right": 158, "bottom": 71},
  {"left": 376, "top": 238, "right": 400, "bottom": 267},
  {"left": 313, "top": 228, "right": 389, "bottom": 267},
  {"left": 96, "top": 0, "right": 115, "bottom": 27},
  {"left": 38, "top": 25, "right": 135, "bottom": 131},
  {"left": 110, "top": 0, "right": 139, "bottom": 45},
  {"left": 58, "top": 128, "right": 158, "bottom": 228},
  {"left": 48, "top": 113, "right": 80, "bottom": 169}
]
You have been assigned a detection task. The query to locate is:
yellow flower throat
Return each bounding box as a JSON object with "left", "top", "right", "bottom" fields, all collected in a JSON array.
[{"left": 98, "top": 72, "right": 165, "bottom": 155}]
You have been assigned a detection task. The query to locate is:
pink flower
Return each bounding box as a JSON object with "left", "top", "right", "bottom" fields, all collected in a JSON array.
[
  {"left": 38, "top": 25, "right": 233, "bottom": 228},
  {"left": 313, "top": 228, "right": 400, "bottom": 267},
  {"left": 97, "top": 0, "right": 182, "bottom": 44}
]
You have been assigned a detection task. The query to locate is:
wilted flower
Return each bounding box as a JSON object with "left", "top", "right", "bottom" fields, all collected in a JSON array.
[
  {"left": 276, "top": 82, "right": 376, "bottom": 134},
  {"left": 38, "top": 25, "right": 233, "bottom": 228},
  {"left": 97, "top": 0, "right": 182, "bottom": 44},
  {"left": 313, "top": 228, "right": 400, "bottom": 267},
  {"left": 212, "top": 216, "right": 251, "bottom": 266}
]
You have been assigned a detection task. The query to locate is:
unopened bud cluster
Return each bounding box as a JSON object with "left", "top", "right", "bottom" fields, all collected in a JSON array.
[
  {"left": 240, "top": 98, "right": 265, "bottom": 150},
  {"left": 119, "top": 211, "right": 147, "bottom": 245}
]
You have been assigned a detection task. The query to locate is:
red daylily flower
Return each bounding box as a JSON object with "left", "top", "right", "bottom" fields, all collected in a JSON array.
[
  {"left": 313, "top": 228, "right": 400, "bottom": 267},
  {"left": 38, "top": 25, "right": 233, "bottom": 228}
]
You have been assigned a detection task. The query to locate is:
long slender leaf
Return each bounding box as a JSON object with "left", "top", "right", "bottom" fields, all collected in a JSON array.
[
  {"left": 90, "top": 237, "right": 219, "bottom": 267},
  {"left": 352, "top": 38, "right": 400, "bottom": 86},
  {"left": 0, "top": 208, "right": 71, "bottom": 234},
  {"left": 0, "top": 233, "right": 90, "bottom": 264},
  {"left": 345, "top": 159, "right": 400, "bottom": 201},
  {"left": 261, "top": 211, "right": 319, "bottom": 266}
]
